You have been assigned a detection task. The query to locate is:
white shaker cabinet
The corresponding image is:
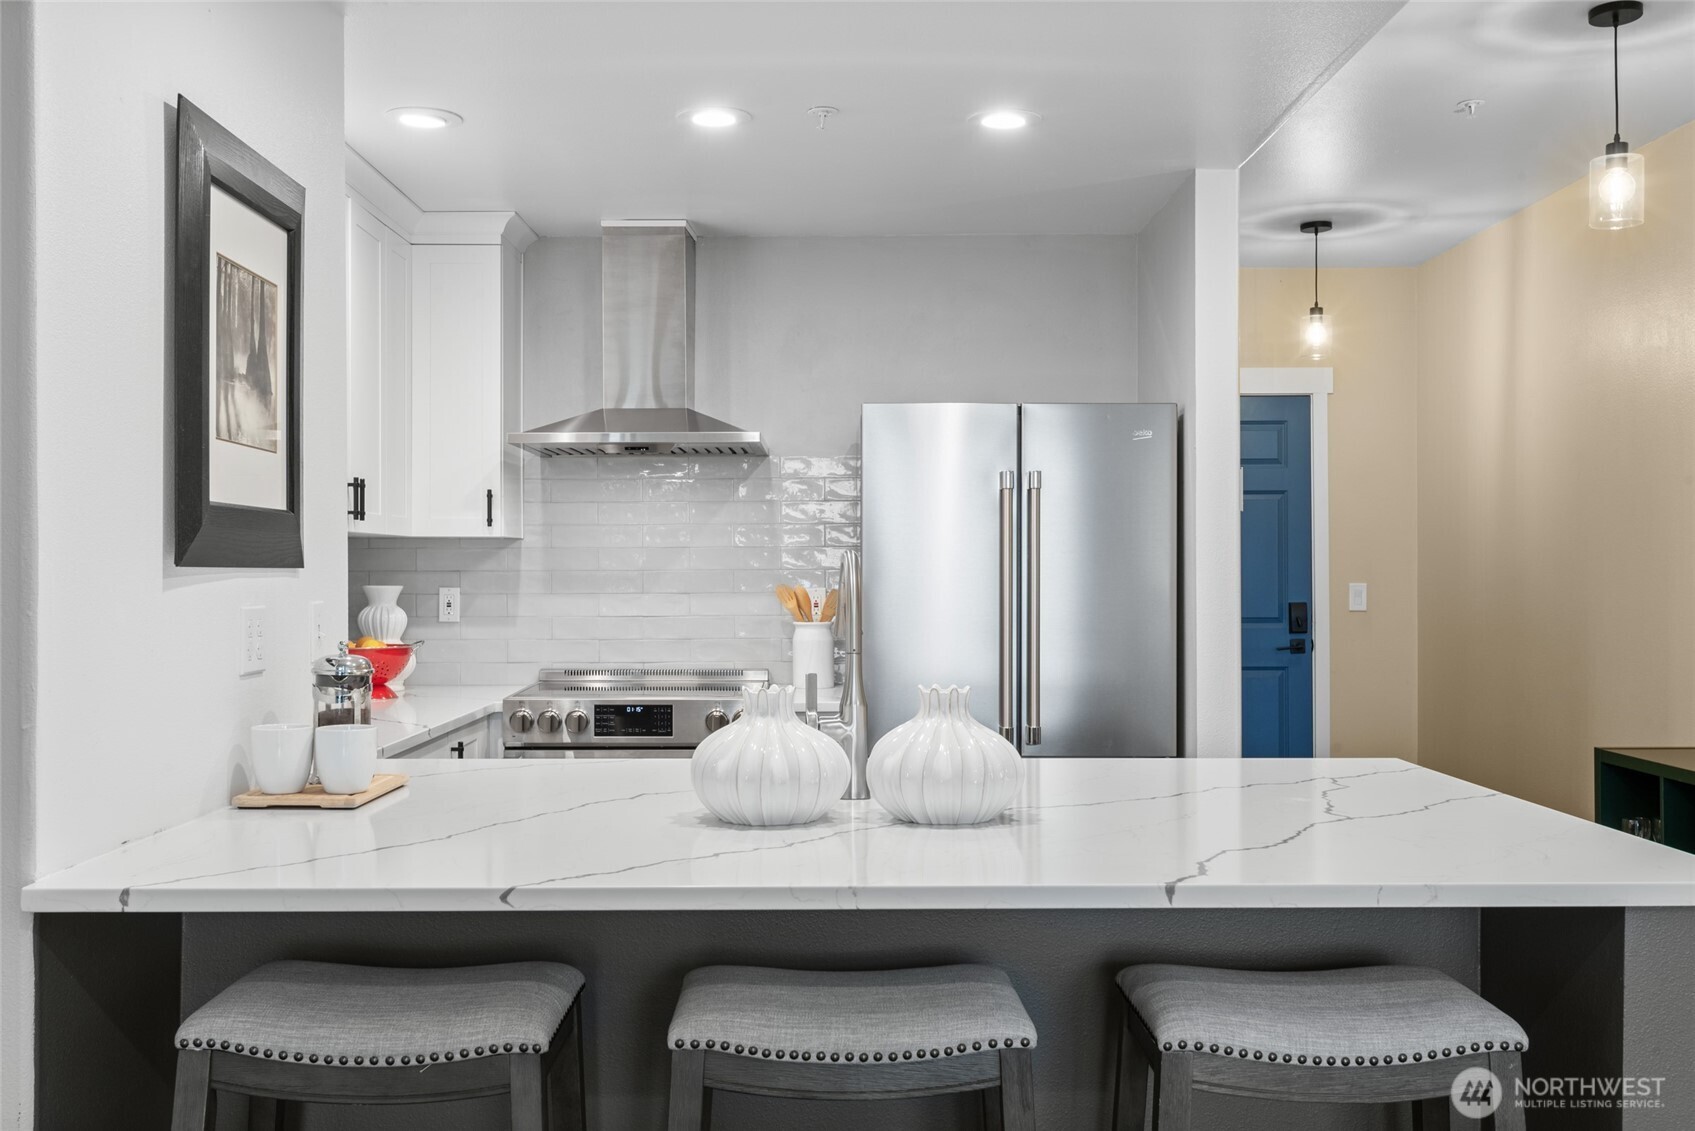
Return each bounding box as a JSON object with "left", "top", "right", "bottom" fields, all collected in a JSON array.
[
  {"left": 345, "top": 197, "right": 412, "bottom": 535},
  {"left": 410, "top": 243, "right": 522, "bottom": 538}
]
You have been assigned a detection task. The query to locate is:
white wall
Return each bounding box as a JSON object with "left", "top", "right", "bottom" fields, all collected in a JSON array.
[
  {"left": 26, "top": 1, "right": 348, "bottom": 879},
  {"left": 0, "top": 4, "right": 36, "bottom": 1125},
  {"left": 523, "top": 235, "right": 1141, "bottom": 453},
  {"left": 1137, "top": 172, "right": 1241, "bottom": 757}
]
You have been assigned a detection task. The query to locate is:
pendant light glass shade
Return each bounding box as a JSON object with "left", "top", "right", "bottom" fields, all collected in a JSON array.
[
  {"left": 1589, "top": 146, "right": 1645, "bottom": 229},
  {"left": 1303, "top": 305, "right": 1330, "bottom": 361}
]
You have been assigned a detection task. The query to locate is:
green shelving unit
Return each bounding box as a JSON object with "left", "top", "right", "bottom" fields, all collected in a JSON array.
[{"left": 1594, "top": 747, "right": 1695, "bottom": 854}]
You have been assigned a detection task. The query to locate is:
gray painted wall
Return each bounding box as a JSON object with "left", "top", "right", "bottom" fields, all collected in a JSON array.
[{"left": 522, "top": 235, "right": 1141, "bottom": 456}]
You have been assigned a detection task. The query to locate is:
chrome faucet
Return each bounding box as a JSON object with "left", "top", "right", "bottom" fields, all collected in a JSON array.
[{"left": 823, "top": 550, "right": 870, "bottom": 799}]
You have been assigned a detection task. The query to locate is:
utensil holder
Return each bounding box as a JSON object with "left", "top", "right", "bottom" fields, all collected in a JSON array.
[{"left": 792, "top": 621, "right": 837, "bottom": 691}]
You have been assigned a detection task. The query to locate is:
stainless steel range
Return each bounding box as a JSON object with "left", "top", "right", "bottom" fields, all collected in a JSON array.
[{"left": 502, "top": 667, "right": 770, "bottom": 757}]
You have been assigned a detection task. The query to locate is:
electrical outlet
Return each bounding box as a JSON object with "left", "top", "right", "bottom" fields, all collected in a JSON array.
[
  {"left": 1348, "top": 583, "right": 1368, "bottom": 612},
  {"left": 306, "top": 600, "right": 326, "bottom": 656},
  {"left": 240, "top": 605, "right": 267, "bottom": 675},
  {"left": 439, "top": 587, "right": 461, "bottom": 623}
]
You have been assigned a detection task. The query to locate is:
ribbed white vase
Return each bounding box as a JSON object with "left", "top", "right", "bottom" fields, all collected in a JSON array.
[
  {"left": 868, "top": 685, "right": 1023, "bottom": 825},
  {"left": 691, "top": 686, "right": 851, "bottom": 827},
  {"left": 357, "top": 585, "right": 406, "bottom": 644}
]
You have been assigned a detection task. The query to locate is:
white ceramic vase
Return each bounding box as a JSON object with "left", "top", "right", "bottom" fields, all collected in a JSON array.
[
  {"left": 867, "top": 684, "right": 1023, "bottom": 825},
  {"left": 358, "top": 585, "right": 407, "bottom": 644},
  {"left": 691, "top": 686, "right": 852, "bottom": 826}
]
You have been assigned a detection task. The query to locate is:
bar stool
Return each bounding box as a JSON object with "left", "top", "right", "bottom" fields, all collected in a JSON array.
[
  {"left": 665, "top": 964, "right": 1037, "bottom": 1130},
  {"left": 1113, "top": 964, "right": 1527, "bottom": 1131},
  {"left": 170, "top": 960, "right": 586, "bottom": 1131}
]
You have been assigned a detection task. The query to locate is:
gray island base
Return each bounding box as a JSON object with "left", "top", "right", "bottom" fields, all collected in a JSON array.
[{"left": 27, "top": 759, "right": 1695, "bottom": 1130}]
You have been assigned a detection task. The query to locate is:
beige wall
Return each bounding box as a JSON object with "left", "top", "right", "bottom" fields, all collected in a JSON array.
[
  {"left": 1239, "top": 268, "right": 1422, "bottom": 760},
  {"left": 1416, "top": 122, "right": 1695, "bottom": 818}
]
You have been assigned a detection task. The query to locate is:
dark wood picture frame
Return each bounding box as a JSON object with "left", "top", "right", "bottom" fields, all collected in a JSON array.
[{"left": 174, "top": 95, "right": 305, "bottom": 567}]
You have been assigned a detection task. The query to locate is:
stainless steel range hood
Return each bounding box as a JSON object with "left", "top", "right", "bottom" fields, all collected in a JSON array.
[{"left": 509, "top": 221, "right": 765, "bottom": 457}]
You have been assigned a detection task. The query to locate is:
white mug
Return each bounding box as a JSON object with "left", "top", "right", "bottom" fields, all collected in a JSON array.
[
  {"left": 251, "top": 723, "right": 314, "bottom": 795},
  {"left": 315, "top": 724, "right": 379, "bottom": 795}
]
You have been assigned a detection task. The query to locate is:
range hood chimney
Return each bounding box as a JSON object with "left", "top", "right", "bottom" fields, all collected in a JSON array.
[{"left": 509, "top": 220, "right": 765, "bottom": 457}]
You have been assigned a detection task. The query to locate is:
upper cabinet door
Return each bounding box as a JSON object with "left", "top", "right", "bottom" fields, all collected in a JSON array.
[
  {"left": 411, "top": 244, "right": 518, "bottom": 538},
  {"left": 345, "top": 197, "right": 412, "bottom": 535}
]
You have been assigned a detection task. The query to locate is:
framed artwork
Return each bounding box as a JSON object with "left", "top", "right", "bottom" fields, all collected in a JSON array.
[{"left": 174, "top": 95, "right": 305, "bottom": 567}]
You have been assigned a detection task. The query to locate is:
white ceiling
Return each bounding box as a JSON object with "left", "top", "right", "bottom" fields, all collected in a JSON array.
[
  {"left": 345, "top": 1, "right": 1400, "bottom": 238},
  {"left": 1241, "top": 0, "right": 1695, "bottom": 267}
]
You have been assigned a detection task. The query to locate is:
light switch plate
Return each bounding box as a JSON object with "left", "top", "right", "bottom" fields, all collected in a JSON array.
[
  {"left": 439, "top": 587, "right": 461, "bottom": 623},
  {"left": 1348, "top": 583, "right": 1368, "bottom": 612},
  {"left": 306, "top": 600, "right": 326, "bottom": 656},
  {"left": 240, "top": 605, "right": 267, "bottom": 675}
]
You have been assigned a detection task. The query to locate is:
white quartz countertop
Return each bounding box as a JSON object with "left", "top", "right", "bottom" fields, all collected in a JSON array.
[
  {"left": 370, "top": 685, "right": 516, "bottom": 756},
  {"left": 23, "top": 758, "right": 1694, "bottom": 913}
]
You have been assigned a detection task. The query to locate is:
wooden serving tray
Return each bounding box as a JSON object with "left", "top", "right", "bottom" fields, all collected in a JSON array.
[{"left": 234, "top": 774, "right": 408, "bottom": 810}]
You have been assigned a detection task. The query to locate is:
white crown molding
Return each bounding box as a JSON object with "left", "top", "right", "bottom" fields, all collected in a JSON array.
[
  {"left": 411, "top": 212, "right": 539, "bottom": 252},
  {"left": 344, "top": 146, "right": 423, "bottom": 238}
]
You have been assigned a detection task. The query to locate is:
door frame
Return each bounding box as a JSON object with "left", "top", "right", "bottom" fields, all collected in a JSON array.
[{"left": 1238, "top": 368, "right": 1332, "bottom": 759}]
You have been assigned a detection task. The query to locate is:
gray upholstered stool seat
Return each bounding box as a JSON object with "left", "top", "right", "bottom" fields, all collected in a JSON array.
[
  {"left": 1114, "top": 964, "right": 1527, "bottom": 1131},
  {"left": 668, "top": 963, "right": 1037, "bottom": 1064},
  {"left": 176, "top": 960, "right": 584, "bottom": 1067},
  {"left": 1116, "top": 964, "right": 1527, "bottom": 1068},
  {"left": 170, "top": 960, "right": 587, "bottom": 1131},
  {"left": 666, "top": 964, "right": 1037, "bottom": 1130}
]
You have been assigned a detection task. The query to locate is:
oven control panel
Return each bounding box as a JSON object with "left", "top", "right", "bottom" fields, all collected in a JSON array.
[{"left": 594, "top": 703, "right": 674, "bottom": 738}]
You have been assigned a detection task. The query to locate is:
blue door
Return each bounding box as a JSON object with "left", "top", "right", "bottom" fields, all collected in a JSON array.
[{"left": 1240, "top": 396, "right": 1313, "bottom": 757}]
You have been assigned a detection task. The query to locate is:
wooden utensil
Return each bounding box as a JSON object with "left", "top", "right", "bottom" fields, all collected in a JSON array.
[
  {"left": 775, "top": 585, "right": 805, "bottom": 622},
  {"left": 819, "top": 588, "right": 839, "bottom": 623},
  {"left": 793, "top": 586, "right": 813, "bottom": 621}
]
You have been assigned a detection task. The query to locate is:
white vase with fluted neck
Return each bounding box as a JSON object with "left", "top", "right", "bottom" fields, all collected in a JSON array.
[
  {"left": 357, "top": 585, "right": 406, "bottom": 644},
  {"left": 867, "top": 684, "right": 1023, "bottom": 825},
  {"left": 691, "top": 685, "right": 851, "bottom": 827}
]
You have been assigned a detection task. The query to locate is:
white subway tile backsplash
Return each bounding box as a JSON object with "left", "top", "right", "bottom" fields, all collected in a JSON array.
[{"left": 347, "top": 455, "right": 861, "bottom": 685}]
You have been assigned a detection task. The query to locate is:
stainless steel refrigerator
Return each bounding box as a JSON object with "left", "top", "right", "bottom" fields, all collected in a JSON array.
[{"left": 862, "top": 402, "right": 1177, "bottom": 757}]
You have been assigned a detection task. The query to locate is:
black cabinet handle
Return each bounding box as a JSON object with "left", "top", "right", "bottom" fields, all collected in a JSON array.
[
  {"left": 486, "top": 488, "right": 494, "bottom": 528},
  {"left": 450, "top": 741, "right": 466, "bottom": 759},
  {"left": 347, "top": 477, "right": 366, "bottom": 521}
]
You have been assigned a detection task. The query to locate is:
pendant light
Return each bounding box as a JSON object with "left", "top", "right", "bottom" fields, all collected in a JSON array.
[
  {"left": 1588, "top": 1, "right": 1646, "bottom": 230},
  {"left": 1299, "top": 220, "right": 1332, "bottom": 362}
]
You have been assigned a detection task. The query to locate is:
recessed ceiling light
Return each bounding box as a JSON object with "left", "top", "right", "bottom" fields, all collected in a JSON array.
[
  {"left": 387, "top": 107, "right": 463, "bottom": 130},
  {"left": 680, "top": 107, "right": 750, "bottom": 128},
  {"left": 975, "top": 110, "right": 1039, "bottom": 131}
]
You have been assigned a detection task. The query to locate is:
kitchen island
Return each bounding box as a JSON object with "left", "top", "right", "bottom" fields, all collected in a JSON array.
[{"left": 26, "top": 759, "right": 1695, "bottom": 1129}]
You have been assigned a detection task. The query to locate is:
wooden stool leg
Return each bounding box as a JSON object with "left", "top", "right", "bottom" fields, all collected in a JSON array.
[
  {"left": 1151, "top": 1050, "right": 1192, "bottom": 1131},
  {"left": 667, "top": 1049, "right": 708, "bottom": 1131},
  {"left": 981, "top": 1084, "right": 1004, "bottom": 1131},
  {"left": 1114, "top": 1010, "right": 1152, "bottom": 1131},
  {"left": 998, "top": 1048, "right": 1035, "bottom": 1131},
  {"left": 1412, "top": 1096, "right": 1449, "bottom": 1131},
  {"left": 510, "top": 1053, "right": 545, "bottom": 1131},
  {"left": 171, "top": 1050, "right": 214, "bottom": 1131},
  {"left": 547, "top": 1002, "right": 587, "bottom": 1131},
  {"left": 1488, "top": 1051, "right": 1525, "bottom": 1131}
]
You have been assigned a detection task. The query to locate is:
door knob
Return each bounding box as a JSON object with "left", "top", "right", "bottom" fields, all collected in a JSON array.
[{"left": 1274, "top": 640, "right": 1308, "bottom": 654}]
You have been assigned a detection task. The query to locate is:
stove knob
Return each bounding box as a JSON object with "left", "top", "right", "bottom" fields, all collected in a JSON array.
[
  {"left": 537, "top": 709, "right": 563, "bottom": 734},
  {"left": 509, "top": 708, "right": 535, "bottom": 734},
  {"left": 704, "top": 707, "right": 730, "bottom": 734},
  {"left": 564, "top": 709, "right": 589, "bottom": 734}
]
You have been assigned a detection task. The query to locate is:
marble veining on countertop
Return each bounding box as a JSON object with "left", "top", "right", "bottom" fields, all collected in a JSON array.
[
  {"left": 22, "top": 758, "right": 1694, "bottom": 913},
  {"left": 370, "top": 685, "right": 518, "bottom": 756}
]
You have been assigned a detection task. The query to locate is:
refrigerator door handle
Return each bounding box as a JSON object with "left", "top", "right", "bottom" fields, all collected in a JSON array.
[
  {"left": 999, "top": 470, "right": 1016, "bottom": 740},
  {"left": 1025, "top": 470, "right": 1041, "bottom": 746}
]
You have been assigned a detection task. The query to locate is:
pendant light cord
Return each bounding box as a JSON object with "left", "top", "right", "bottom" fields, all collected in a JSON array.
[
  {"left": 1613, "top": 20, "right": 1622, "bottom": 143},
  {"left": 1312, "top": 228, "right": 1320, "bottom": 307}
]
